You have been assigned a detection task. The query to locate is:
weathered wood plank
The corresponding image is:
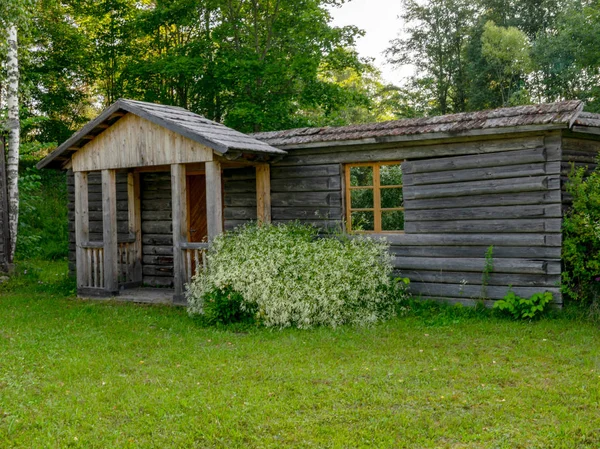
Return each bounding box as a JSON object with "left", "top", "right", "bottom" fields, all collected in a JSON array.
[
  {"left": 141, "top": 210, "right": 172, "bottom": 221},
  {"left": 373, "top": 232, "right": 561, "bottom": 247},
  {"left": 404, "top": 218, "right": 562, "bottom": 233},
  {"left": 224, "top": 208, "right": 257, "bottom": 220},
  {"left": 271, "top": 191, "right": 342, "bottom": 207},
  {"left": 404, "top": 204, "right": 562, "bottom": 222},
  {"left": 142, "top": 234, "right": 173, "bottom": 246},
  {"left": 171, "top": 163, "right": 187, "bottom": 298},
  {"left": 142, "top": 221, "right": 172, "bottom": 234},
  {"left": 224, "top": 193, "right": 257, "bottom": 207},
  {"left": 402, "top": 270, "right": 561, "bottom": 288},
  {"left": 142, "top": 255, "right": 174, "bottom": 265},
  {"left": 74, "top": 171, "right": 89, "bottom": 288},
  {"left": 403, "top": 175, "right": 557, "bottom": 200},
  {"left": 206, "top": 160, "right": 224, "bottom": 240},
  {"left": 142, "top": 245, "right": 173, "bottom": 256},
  {"left": 402, "top": 147, "right": 546, "bottom": 175},
  {"left": 272, "top": 207, "right": 343, "bottom": 220},
  {"left": 404, "top": 162, "right": 560, "bottom": 186},
  {"left": 409, "top": 281, "right": 560, "bottom": 301},
  {"left": 223, "top": 179, "right": 257, "bottom": 193},
  {"left": 276, "top": 135, "right": 546, "bottom": 165},
  {"left": 271, "top": 164, "right": 340, "bottom": 179},
  {"left": 271, "top": 176, "right": 341, "bottom": 192},
  {"left": 404, "top": 190, "right": 561, "bottom": 211},
  {"left": 392, "top": 257, "right": 559, "bottom": 274},
  {"left": 390, "top": 244, "right": 561, "bottom": 259},
  {"left": 102, "top": 169, "right": 119, "bottom": 293}
]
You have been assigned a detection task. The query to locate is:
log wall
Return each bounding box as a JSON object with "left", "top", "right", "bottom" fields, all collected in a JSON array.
[
  {"left": 274, "top": 131, "right": 565, "bottom": 305},
  {"left": 561, "top": 135, "right": 600, "bottom": 210},
  {"left": 67, "top": 170, "right": 130, "bottom": 276}
]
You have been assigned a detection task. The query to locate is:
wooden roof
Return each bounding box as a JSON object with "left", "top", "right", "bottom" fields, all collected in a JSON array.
[
  {"left": 38, "top": 99, "right": 286, "bottom": 170},
  {"left": 253, "top": 101, "right": 587, "bottom": 149}
]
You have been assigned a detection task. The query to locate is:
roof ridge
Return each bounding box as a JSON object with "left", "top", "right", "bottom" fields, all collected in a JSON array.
[{"left": 253, "top": 100, "right": 584, "bottom": 139}]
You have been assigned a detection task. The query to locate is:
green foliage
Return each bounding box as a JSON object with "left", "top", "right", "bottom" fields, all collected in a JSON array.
[
  {"left": 480, "top": 21, "right": 532, "bottom": 106},
  {"left": 201, "top": 286, "right": 256, "bottom": 326},
  {"left": 561, "top": 163, "right": 600, "bottom": 304},
  {"left": 480, "top": 245, "right": 494, "bottom": 300},
  {"left": 493, "top": 290, "right": 553, "bottom": 320},
  {"left": 187, "top": 222, "right": 408, "bottom": 328},
  {"left": 16, "top": 163, "right": 68, "bottom": 261}
]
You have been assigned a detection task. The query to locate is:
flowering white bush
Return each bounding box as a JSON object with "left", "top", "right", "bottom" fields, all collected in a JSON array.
[{"left": 186, "top": 223, "right": 407, "bottom": 328}]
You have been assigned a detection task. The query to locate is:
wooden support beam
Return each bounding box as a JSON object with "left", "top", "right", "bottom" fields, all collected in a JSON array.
[
  {"left": 74, "top": 171, "right": 89, "bottom": 289},
  {"left": 128, "top": 172, "right": 143, "bottom": 283},
  {"left": 102, "top": 169, "right": 119, "bottom": 293},
  {"left": 171, "top": 164, "right": 188, "bottom": 299},
  {"left": 256, "top": 164, "right": 271, "bottom": 224},
  {"left": 206, "top": 160, "right": 223, "bottom": 240}
]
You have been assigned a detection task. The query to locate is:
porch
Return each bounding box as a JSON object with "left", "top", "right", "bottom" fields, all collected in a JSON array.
[{"left": 74, "top": 161, "right": 272, "bottom": 303}]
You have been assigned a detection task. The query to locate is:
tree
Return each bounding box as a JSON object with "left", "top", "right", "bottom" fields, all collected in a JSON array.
[
  {"left": 480, "top": 21, "right": 532, "bottom": 106},
  {"left": 0, "top": 0, "right": 34, "bottom": 261},
  {"left": 386, "top": 0, "right": 478, "bottom": 115}
]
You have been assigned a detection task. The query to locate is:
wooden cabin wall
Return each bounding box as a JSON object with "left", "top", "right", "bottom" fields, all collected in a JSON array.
[
  {"left": 223, "top": 167, "right": 257, "bottom": 230},
  {"left": 67, "top": 170, "right": 130, "bottom": 276},
  {"left": 140, "top": 172, "right": 173, "bottom": 287},
  {"left": 271, "top": 165, "right": 343, "bottom": 229},
  {"left": 275, "top": 132, "right": 564, "bottom": 306},
  {"left": 561, "top": 135, "right": 600, "bottom": 212}
]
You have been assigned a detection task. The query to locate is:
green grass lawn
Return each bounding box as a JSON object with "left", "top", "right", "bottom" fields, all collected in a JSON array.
[{"left": 1, "top": 261, "right": 599, "bottom": 448}]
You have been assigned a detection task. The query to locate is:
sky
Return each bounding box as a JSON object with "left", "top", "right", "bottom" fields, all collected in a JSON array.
[{"left": 327, "top": 0, "right": 412, "bottom": 86}]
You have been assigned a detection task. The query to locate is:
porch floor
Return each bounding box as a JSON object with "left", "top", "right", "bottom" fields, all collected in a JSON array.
[
  {"left": 118, "top": 288, "right": 176, "bottom": 305},
  {"left": 79, "top": 288, "right": 179, "bottom": 306}
]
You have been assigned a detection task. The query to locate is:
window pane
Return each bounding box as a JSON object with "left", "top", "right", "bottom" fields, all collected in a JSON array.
[
  {"left": 381, "top": 188, "right": 403, "bottom": 209},
  {"left": 351, "top": 188, "right": 373, "bottom": 209},
  {"left": 350, "top": 166, "right": 373, "bottom": 186},
  {"left": 380, "top": 164, "right": 402, "bottom": 186},
  {"left": 351, "top": 211, "right": 374, "bottom": 231},
  {"left": 382, "top": 210, "right": 404, "bottom": 231}
]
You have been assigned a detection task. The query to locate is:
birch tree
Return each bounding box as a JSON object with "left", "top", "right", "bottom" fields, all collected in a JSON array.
[
  {"left": 1, "top": 0, "right": 31, "bottom": 261},
  {"left": 5, "top": 24, "right": 19, "bottom": 261}
]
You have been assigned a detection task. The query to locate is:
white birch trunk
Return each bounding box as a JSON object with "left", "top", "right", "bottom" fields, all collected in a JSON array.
[{"left": 6, "top": 25, "right": 19, "bottom": 261}]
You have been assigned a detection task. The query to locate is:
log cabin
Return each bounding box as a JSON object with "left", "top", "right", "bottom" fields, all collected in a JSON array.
[{"left": 37, "top": 99, "right": 600, "bottom": 306}]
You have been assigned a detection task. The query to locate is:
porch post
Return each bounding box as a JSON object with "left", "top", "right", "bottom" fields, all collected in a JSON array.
[
  {"left": 102, "top": 169, "right": 119, "bottom": 293},
  {"left": 256, "top": 164, "right": 271, "bottom": 224},
  {"left": 127, "top": 172, "right": 143, "bottom": 283},
  {"left": 74, "top": 171, "right": 89, "bottom": 289},
  {"left": 171, "top": 163, "right": 187, "bottom": 299},
  {"left": 205, "top": 160, "right": 223, "bottom": 241}
]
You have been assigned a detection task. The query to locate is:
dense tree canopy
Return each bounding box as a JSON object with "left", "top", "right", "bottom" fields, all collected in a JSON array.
[{"left": 388, "top": 0, "right": 600, "bottom": 115}]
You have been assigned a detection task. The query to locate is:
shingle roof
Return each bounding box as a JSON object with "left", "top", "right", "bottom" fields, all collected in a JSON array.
[
  {"left": 573, "top": 111, "right": 600, "bottom": 128},
  {"left": 38, "top": 99, "right": 286, "bottom": 169},
  {"left": 253, "top": 100, "right": 586, "bottom": 148}
]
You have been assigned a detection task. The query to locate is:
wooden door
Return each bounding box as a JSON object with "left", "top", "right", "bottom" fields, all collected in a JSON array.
[{"left": 187, "top": 174, "right": 208, "bottom": 242}]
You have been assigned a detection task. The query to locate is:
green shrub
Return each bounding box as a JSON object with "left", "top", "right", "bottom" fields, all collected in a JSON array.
[
  {"left": 202, "top": 286, "right": 256, "bottom": 325},
  {"left": 493, "top": 291, "right": 552, "bottom": 320},
  {"left": 562, "top": 163, "right": 600, "bottom": 304},
  {"left": 186, "top": 223, "right": 408, "bottom": 328}
]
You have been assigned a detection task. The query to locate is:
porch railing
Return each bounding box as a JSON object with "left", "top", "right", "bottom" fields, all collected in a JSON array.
[
  {"left": 80, "top": 238, "right": 138, "bottom": 289},
  {"left": 180, "top": 242, "right": 209, "bottom": 284},
  {"left": 81, "top": 242, "right": 104, "bottom": 289}
]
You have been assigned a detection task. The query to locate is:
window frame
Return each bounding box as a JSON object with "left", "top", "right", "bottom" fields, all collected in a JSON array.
[{"left": 344, "top": 161, "right": 405, "bottom": 234}]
